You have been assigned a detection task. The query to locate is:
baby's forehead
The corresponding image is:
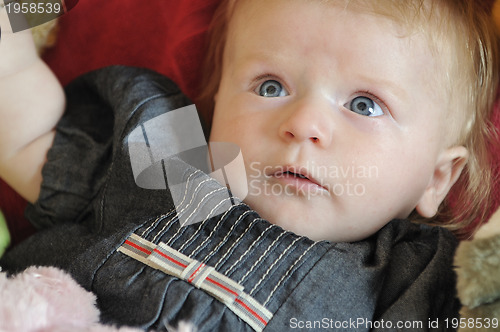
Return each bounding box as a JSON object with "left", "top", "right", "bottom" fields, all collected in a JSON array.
[
  {"left": 229, "top": 0, "right": 459, "bottom": 86},
  {"left": 229, "top": 0, "right": 460, "bottom": 60}
]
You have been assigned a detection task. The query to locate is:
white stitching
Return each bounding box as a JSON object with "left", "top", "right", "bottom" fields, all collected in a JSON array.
[
  {"left": 199, "top": 208, "right": 252, "bottom": 263},
  {"left": 150, "top": 170, "right": 201, "bottom": 242},
  {"left": 238, "top": 231, "right": 288, "bottom": 284},
  {"left": 172, "top": 170, "right": 201, "bottom": 211},
  {"left": 178, "top": 199, "right": 239, "bottom": 253},
  {"left": 180, "top": 187, "right": 230, "bottom": 228},
  {"left": 152, "top": 212, "right": 179, "bottom": 243},
  {"left": 184, "top": 200, "right": 238, "bottom": 255},
  {"left": 140, "top": 211, "right": 173, "bottom": 237},
  {"left": 152, "top": 172, "right": 212, "bottom": 243},
  {"left": 166, "top": 185, "right": 227, "bottom": 246},
  {"left": 224, "top": 224, "right": 274, "bottom": 277},
  {"left": 263, "top": 241, "right": 319, "bottom": 306},
  {"left": 249, "top": 236, "right": 303, "bottom": 296},
  {"left": 214, "top": 215, "right": 260, "bottom": 270}
]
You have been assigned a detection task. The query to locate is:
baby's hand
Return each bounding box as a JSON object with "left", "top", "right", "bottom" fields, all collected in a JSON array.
[{"left": 0, "top": 0, "right": 39, "bottom": 77}]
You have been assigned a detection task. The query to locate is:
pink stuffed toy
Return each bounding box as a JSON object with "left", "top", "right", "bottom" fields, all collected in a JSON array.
[
  {"left": 0, "top": 266, "right": 143, "bottom": 332},
  {"left": 0, "top": 265, "right": 197, "bottom": 331}
]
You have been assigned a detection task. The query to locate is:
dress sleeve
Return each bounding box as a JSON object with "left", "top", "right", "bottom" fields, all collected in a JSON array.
[{"left": 25, "top": 66, "right": 191, "bottom": 229}]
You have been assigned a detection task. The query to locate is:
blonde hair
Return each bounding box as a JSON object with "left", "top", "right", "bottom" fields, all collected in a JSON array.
[{"left": 196, "top": 0, "right": 500, "bottom": 238}]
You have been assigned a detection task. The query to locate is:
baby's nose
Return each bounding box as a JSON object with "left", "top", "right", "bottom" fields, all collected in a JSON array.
[{"left": 278, "top": 98, "right": 334, "bottom": 147}]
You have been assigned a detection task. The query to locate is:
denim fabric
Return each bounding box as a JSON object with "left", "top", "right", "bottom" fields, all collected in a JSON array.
[{"left": 0, "top": 66, "right": 459, "bottom": 331}]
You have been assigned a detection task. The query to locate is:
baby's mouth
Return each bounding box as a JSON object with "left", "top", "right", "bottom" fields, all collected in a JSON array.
[
  {"left": 270, "top": 167, "right": 328, "bottom": 192},
  {"left": 277, "top": 171, "right": 309, "bottom": 180}
]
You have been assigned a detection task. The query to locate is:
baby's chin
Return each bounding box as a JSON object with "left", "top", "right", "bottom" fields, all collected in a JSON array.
[
  {"left": 242, "top": 195, "right": 382, "bottom": 243},
  {"left": 242, "top": 195, "right": 330, "bottom": 241}
]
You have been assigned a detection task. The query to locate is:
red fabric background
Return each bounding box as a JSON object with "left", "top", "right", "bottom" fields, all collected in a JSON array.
[{"left": 1, "top": 0, "right": 499, "bottom": 247}]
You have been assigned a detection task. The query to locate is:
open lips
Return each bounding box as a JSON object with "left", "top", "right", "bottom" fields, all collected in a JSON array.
[{"left": 268, "top": 167, "right": 328, "bottom": 192}]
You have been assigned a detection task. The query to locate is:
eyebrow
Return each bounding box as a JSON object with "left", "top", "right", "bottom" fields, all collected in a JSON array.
[
  {"left": 231, "top": 54, "right": 289, "bottom": 81},
  {"left": 235, "top": 52, "right": 289, "bottom": 69},
  {"left": 355, "top": 74, "right": 408, "bottom": 102}
]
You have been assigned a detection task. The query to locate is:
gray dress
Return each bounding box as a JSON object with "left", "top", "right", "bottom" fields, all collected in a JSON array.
[{"left": 0, "top": 66, "right": 459, "bottom": 331}]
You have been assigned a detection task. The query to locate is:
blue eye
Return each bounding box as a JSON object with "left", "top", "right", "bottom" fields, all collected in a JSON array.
[
  {"left": 258, "top": 80, "right": 288, "bottom": 97},
  {"left": 346, "top": 96, "right": 384, "bottom": 116}
]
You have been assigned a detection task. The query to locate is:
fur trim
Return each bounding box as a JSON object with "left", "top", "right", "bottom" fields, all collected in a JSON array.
[
  {"left": 455, "top": 234, "right": 500, "bottom": 308},
  {"left": 459, "top": 302, "right": 500, "bottom": 332}
]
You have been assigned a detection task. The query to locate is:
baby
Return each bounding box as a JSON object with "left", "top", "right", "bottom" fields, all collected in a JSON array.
[
  {"left": 201, "top": 0, "right": 498, "bottom": 242},
  {"left": 0, "top": 0, "right": 498, "bottom": 331}
]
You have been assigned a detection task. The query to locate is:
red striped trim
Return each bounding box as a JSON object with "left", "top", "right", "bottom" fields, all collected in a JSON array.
[
  {"left": 153, "top": 248, "right": 188, "bottom": 268},
  {"left": 125, "top": 240, "right": 152, "bottom": 255},
  {"left": 122, "top": 235, "right": 271, "bottom": 330},
  {"left": 235, "top": 298, "right": 268, "bottom": 326},
  {"left": 188, "top": 263, "right": 206, "bottom": 283},
  {"left": 206, "top": 277, "right": 239, "bottom": 297}
]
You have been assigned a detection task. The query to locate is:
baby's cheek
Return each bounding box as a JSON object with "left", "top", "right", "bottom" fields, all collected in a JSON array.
[{"left": 381, "top": 167, "right": 429, "bottom": 217}]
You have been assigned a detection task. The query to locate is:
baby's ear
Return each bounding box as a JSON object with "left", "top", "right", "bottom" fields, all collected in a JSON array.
[{"left": 416, "top": 146, "right": 469, "bottom": 218}]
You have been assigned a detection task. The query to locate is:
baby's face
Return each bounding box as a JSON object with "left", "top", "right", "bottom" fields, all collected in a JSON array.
[{"left": 209, "top": 0, "right": 464, "bottom": 242}]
